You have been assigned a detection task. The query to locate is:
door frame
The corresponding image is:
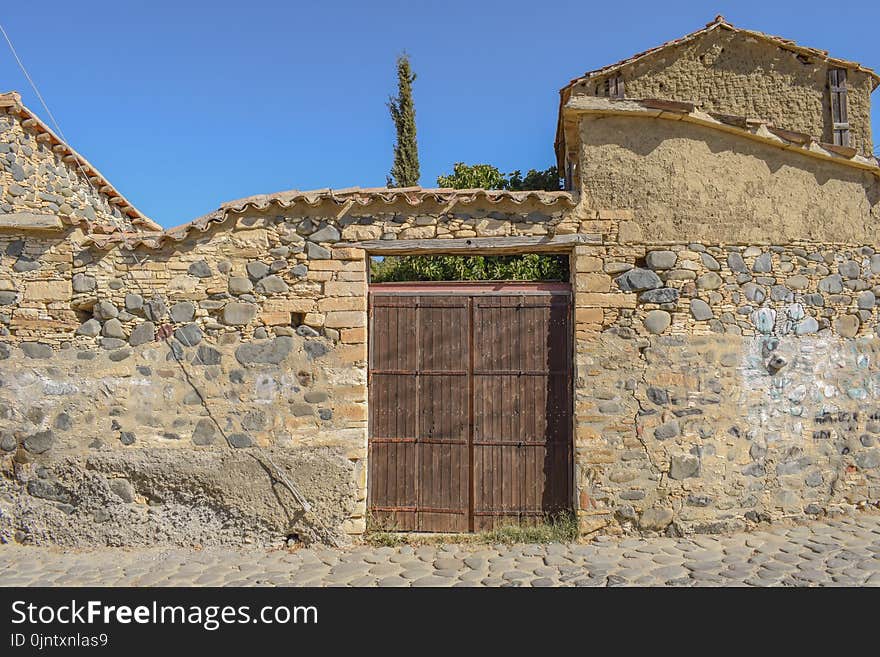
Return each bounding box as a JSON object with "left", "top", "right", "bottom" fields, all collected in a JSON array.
[{"left": 365, "top": 261, "right": 576, "bottom": 532}]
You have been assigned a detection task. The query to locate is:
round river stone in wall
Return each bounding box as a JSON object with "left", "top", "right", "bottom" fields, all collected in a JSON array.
[
  {"left": 125, "top": 294, "right": 144, "bottom": 312},
  {"left": 645, "top": 250, "right": 677, "bottom": 270},
  {"left": 174, "top": 323, "right": 203, "bottom": 347},
  {"left": 834, "top": 314, "right": 861, "bottom": 338},
  {"left": 188, "top": 260, "right": 212, "bottom": 278},
  {"left": 21, "top": 342, "right": 53, "bottom": 359},
  {"left": 308, "top": 224, "right": 341, "bottom": 243},
  {"left": 76, "top": 318, "right": 101, "bottom": 337},
  {"left": 696, "top": 272, "right": 723, "bottom": 290},
  {"left": 255, "top": 275, "right": 289, "bottom": 294},
  {"left": 129, "top": 322, "right": 156, "bottom": 347},
  {"left": 228, "top": 276, "right": 253, "bottom": 295},
  {"left": 101, "top": 318, "right": 126, "bottom": 339},
  {"left": 192, "top": 418, "right": 216, "bottom": 446},
  {"left": 819, "top": 274, "right": 843, "bottom": 294},
  {"left": 857, "top": 291, "right": 875, "bottom": 309},
  {"left": 638, "top": 288, "right": 678, "bottom": 304},
  {"left": 838, "top": 261, "right": 861, "bottom": 279},
  {"left": 700, "top": 253, "right": 720, "bottom": 270},
  {"left": 92, "top": 300, "right": 118, "bottom": 320},
  {"left": 23, "top": 429, "right": 54, "bottom": 453},
  {"left": 246, "top": 261, "right": 270, "bottom": 280},
  {"left": 752, "top": 253, "right": 772, "bottom": 273},
  {"left": 227, "top": 433, "right": 253, "bottom": 448},
  {"left": 795, "top": 316, "right": 819, "bottom": 335},
  {"left": 643, "top": 310, "right": 670, "bottom": 334},
  {"left": 170, "top": 302, "right": 196, "bottom": 323},
  {"left": 615, "top": 268, "right": 661, "bottom": 292},
  {"left": 727, "top": 252, "right": 747, "bottom": 272},
  {"left": 234, "top": 336, "right": 294, "bottom": 365},
  {"left": 143, "top": 298, "right": 167, "bottom": 322},
  {"left": 690, "top": 299, "right": 713, "bottom": 321},
  {"left": 751, "top": 308, "right": 776, "bottom": 334}
]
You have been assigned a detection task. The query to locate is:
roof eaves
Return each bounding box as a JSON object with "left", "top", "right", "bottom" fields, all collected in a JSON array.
[
  {"left": 563, "top": 96, "right": 880, "bottom": 174},
  {"left": 88, "top": 188, "right": 575, "bottom": 250},
  {"left": 0, "top": 91, "right": 163, "bottom": 232},
  {"left": 561, "top": 16, "right": 880, "bottom": 94}
]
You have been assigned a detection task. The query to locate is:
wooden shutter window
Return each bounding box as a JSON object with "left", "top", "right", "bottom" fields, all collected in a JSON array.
[
  {"left": 829, "top": 68, "right": 850, "bottom": 147},
  {"left": 604, "top": 74, "right": 624, "bottom": 99}
]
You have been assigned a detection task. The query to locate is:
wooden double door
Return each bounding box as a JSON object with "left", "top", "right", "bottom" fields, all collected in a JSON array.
[{"left": 368, "top": 282, "right": 572, "bottom": 532}]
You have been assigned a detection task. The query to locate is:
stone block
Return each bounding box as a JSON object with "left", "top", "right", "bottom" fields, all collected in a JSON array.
[
  {"left": 577, "top": 273, "right": 612, "bottom": 292},
  {"left": 324, "top": 311, "right": 365, "bottom": 329},
  {"left": 324, "top": 282, "right": 364, "bottom": 297},
  {"left": 576, "top": 293, "right": 637, "bottom": 308},
  {"left": 575, "top": 307, "right": 603, "bottom": 325},
  {"left": 23, "top": 280, "right": 69, "bottom": 302},
  {"left": 222, "top": 302, "right": 258, "bottom": 326},
  {"left": 340, "top": 327, "right": 367, "bottom": 343},
  {"left": 575, "top": 255, "right": 603, "bottom": 273}
]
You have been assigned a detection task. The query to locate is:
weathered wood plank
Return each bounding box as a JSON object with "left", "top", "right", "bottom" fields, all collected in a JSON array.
[{"left": 343, "top": 234, "right": 598, "bottom": 255}]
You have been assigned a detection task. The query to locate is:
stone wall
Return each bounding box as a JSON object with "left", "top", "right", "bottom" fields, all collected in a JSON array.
[
  {"left": 1, "top": 102, "right": 141, "bottom": 230},
  {"left": 1, "top": 190, "right": 879, "bottom": 545},
  {"left": 571, "top": 240, "right": 880, "bottom": 535},
  {"left": 578, "top": 115, "right": 880, "bottom": 244},
  {"left": 571, "top": 27, "right": 876, "bottom": 155},
  {"left": 0, "top": 196, "right": 572, "bottom": 547}
]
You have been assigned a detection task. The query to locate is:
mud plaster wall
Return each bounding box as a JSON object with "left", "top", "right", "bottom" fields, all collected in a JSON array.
[
  {"left": 571, "top": 29, "right": 875, "bottom": 155},
  {"left": 0, "top": 109, "right": 137, "bottom": 230},
  {"left": 0, "top": 200, "right": 571, "bottom": 547},
  {"left": 578, "top": 115, "right": 880, "bottom": 244}
]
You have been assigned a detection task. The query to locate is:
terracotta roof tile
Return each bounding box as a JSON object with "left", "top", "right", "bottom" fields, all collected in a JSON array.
[{"left": 85, "top": 187, "right": 575, "bottom": 249}]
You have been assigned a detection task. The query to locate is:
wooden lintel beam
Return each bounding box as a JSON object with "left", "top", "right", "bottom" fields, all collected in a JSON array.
[{"left": 343, "top": 233, "right": 598, "bottom": 255}]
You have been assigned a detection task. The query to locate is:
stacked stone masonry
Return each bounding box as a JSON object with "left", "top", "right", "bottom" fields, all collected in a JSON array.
[
  {"left": 2, "top": 18, "right": 880, "bottom": 547},
  {"left": 0, "top": 104, "right": 140, "bottom": 231},
  {"left": 0, "top": 196, "right": 574, "bottom": 547}
]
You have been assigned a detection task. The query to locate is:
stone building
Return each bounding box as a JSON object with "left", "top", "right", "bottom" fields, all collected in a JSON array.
[{"left": 0, "top": 16, "right": 879, "bottom": 547}]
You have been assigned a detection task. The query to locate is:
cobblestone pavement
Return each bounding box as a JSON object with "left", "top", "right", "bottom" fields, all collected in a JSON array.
[{"left": 2, "top": 513, "right": 880, "bottom": 587}]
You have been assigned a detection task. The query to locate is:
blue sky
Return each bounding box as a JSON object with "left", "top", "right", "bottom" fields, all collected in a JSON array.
[{"left": 2, "top": 1, "right": 878, "bottom": 227}]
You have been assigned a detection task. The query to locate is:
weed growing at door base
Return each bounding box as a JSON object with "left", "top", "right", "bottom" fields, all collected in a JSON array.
[{"left": 365, "top": 512, "right": 579, "bottom": 547}]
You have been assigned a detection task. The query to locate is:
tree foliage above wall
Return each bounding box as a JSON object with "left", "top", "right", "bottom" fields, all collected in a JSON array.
[
  {"left": 370, "top": 253, "right": 569, "bottom": 283},
  {"left": 437, "top": 162, "right": 562, "bottom": 191},
  {"left": 387, "top": 54, "right": 420, "bottom": 188},
  {"left": 371, "top": 162, "right": 566, "bottom": 283}
]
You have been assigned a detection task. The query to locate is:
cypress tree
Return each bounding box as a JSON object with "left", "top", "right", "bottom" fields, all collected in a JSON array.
[{"left": 387, "top": 54, "right": 420, "bottom": 187}]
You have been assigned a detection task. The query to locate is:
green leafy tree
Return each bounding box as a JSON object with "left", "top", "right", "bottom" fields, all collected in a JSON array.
[
  {"left": 387, "top": 54, "right": 420, "bottom": 187},
  {"left": 507, "top": 166, "right": 562, "bottom": 191},
  {"left": 372, "top": 162, "right": 566, "bottom": 283},
  {"left": 437, "top": 162, "right": 561, "bottom": 191},
  {"left": 370, "top": 254, "right": 568, "bottom": 283},
  {"left": 437, "top": 162, "right": 507, "bottom": 189}
]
